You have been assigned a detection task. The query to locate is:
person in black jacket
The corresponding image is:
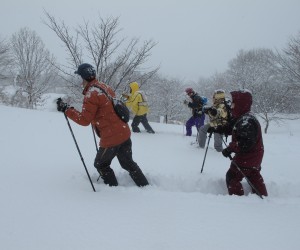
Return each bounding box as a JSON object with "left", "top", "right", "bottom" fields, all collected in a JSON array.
[
  {"left": 221, "top": 90, "right": 268, "bottom": 196},
  {"left": 184, "top": 88, "right": 207, "bottom": 136}
]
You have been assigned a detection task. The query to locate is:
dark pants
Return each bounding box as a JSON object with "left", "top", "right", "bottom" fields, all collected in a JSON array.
[
  {"left": 185, "top": 115, "right": 205, "bottom": 136},
  {"left": 226, "top": 164, "right": 268, "bottom": 196},
  {"left": 94, "top": 139, "right": 148, "bottom": 187},
  {"left": 131, "top": 114, "right": 155, "bottom": 133}
]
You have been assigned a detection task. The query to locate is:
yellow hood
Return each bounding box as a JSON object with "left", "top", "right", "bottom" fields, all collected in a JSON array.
[{"left": 129, "top": 82, "right": 139, "bottom": 94}]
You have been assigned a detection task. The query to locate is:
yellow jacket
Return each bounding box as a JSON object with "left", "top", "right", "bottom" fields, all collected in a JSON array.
[
  {"left": 125, "top": 82, "right": 149, "bottom": 116},
  {"left": 208, "top": 97, "right": 229, "bottom": 128}
]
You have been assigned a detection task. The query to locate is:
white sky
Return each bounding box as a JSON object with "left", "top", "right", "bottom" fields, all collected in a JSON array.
[{"left": 1, "top": 0, "right": 300, "bottom": 81}]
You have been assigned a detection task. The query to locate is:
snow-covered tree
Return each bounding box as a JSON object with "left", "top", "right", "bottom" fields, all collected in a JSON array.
[
  {"left": 143, "top": 75, "right": 187, "bottom": 123},
  {"left": 196, "top": 73, "right": 234, "bottom": 105},
  {"left": 276, "top": 31, "right": 300, "bottom": 112},
  {"left": 0, "top": 37, "right": 11, "bottom": 79},
  {"left": 10, "top": 27, "right": 57, "bottom": 109},
  {"left": 277, "top": 31, "right": 300, "bottom": 85},
  {"left": 226, "top": 48, "right": 297, "bottom": 133}
]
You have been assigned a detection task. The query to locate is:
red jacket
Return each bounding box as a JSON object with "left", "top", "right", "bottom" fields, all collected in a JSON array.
[
  {"left": 66, "top": 79, "right": 131, "bottom": 148},
  {"left": 228, "top": 91, "right": 264, "bottom": 168}
]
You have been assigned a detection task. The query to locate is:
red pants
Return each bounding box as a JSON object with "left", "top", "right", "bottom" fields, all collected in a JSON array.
[{"left": 226, "top": 164, "right": 268, "bottom": 196}]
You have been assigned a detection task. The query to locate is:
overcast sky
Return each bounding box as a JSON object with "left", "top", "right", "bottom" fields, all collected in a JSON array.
[{"left": 1, "top": 0, "right": 300, "bottom": 82}]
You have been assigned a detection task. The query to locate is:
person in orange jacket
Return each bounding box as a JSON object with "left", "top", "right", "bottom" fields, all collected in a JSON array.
[{"left": 56, "top": 63, "right": 149, "bottom": 187}]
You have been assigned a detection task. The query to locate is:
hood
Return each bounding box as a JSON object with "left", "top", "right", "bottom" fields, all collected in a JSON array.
[
  {"left": 231, "top": 90, "right": 252, "bottom": 118},
  {"left": 213, "top": 91, "right": 225, "bottom": 105},
  {"left": 129, "top": 82, "right": 139, "bottom": 94}
]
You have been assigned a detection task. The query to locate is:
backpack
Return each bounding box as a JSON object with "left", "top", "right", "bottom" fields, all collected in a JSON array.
[
  {"left": 111, "top": 98, "right": 130, "bottom": 123},
  {"left": 201, "top": 96, "right": 208, "bottom": 105},
  {"left": 136, "top": 90, "right": 149, "bottom": 107},
  {"left": 96, "top": 86, "right": 130, "bottom": 123}
]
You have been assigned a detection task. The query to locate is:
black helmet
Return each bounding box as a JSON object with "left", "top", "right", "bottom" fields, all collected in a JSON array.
[{"left": 74, "top": 63, "right": 96, "bottom": 81}]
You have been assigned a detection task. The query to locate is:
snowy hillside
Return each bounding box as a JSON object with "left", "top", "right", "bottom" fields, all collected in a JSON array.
[{"left": 1, "top": 103, "right": 300, "bottom": 250}]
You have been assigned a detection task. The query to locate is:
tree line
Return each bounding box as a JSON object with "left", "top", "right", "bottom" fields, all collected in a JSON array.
[{"left": 0, "top": 12, "right": 299, "bottom": 133}]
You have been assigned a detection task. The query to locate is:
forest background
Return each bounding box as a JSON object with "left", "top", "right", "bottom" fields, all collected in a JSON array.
[{"left": 1, "top": 6, "right": 300, "bottom": 133}]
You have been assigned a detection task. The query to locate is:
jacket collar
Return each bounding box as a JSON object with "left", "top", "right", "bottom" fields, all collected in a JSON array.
[{"left": 82, "top": 79, "right": 99, "bottom": 95}]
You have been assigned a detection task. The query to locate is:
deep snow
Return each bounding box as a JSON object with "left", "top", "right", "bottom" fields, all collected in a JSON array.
[{"left": 0, "top": 101, "right": 300, "bottom": 250}]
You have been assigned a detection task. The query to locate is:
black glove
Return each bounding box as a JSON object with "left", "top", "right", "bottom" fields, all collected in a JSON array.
[
  {"left": 214, "top": 125, "right": 223, "bottom": 134},
  {"left": 183, "top": 100, "right": 189, "bottom": 105},
  {"left": 203, "top": 107, "right": 218, "bottom": 116},
  {"left": 209, "top": 107, "right": 217, "bottom": 116},
  {"left": 222, "top": 148, "right": 232, "bottom": 158},
  {"left": 207, "top": 127, "right": 215, "bottom": 134},
  {"left": 56, "top": 98, "right": 69, "bottom": 112},
  {"left": 203, "top": 106, "right": 211, "bottom": 114}
]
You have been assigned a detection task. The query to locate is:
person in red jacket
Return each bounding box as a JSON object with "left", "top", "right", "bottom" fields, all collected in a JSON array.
[
  {"left": 57, "top": 63, "right": 148, "bottom": 187},
  {"left": 221, "top": 90, "right": 268, "bottom": 197}
]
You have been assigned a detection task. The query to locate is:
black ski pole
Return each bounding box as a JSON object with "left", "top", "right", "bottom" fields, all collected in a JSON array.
[
  {"left": 90, "top": 126, "right": 102, "bottom": 182},
  {"left": 201, "top": 132, "right": 213, "bottom": 173},
  {"left": 91, "top": 126, "right": 99, "bottom": 153},
  {"left": 228, "top": 155, "right": 263, "bottom": 199},
  {"left": 63, "top": 113, "right": 96, "bottom": 192}
]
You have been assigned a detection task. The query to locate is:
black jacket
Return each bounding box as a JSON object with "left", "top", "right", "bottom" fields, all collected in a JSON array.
[{"left": 188, "top": 93, "right": 204, "bottom": 117}]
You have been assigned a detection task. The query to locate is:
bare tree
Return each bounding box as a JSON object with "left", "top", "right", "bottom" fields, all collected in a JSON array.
[
  {"left": 254, "top": 82, "right": 298, "bottom": 133},
  {"left": 226, "top": 48, "right": 298, "bottom": 133},
  {"left": 145, "top": 75, "right": 187, "bottom": 123},
  {"left": 43, "top": 11, "right": 159, "bottom": 96},
  {"left": 276, "top": 31, "right": 300, "bottom": 112},
  {"left": 227, "top": 49, "right": 277, "bottom": 89},
  {"left": 196, "top": 73, "right": 234, "bottom": 104},
  {"left": 0, "top": 36, "right": 11, "bottom": 80},
  {"left": 277, "top": 31, "right": 300, "bottom": 85},
  {"left": 11, "top": 27, "right": 57, "bottom": 109}
]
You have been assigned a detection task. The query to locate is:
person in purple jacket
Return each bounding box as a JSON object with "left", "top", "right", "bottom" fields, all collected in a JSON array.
[
  {"left": 222, "top": 90, "right": 268, "bottom": 197},
  {"left": 184, "top": 88, "right": 206, "bottom": 136}
]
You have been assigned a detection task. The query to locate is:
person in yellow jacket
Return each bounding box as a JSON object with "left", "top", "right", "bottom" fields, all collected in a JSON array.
[{"left": 122, "top": 82, "right": 155, "bottom": 134}]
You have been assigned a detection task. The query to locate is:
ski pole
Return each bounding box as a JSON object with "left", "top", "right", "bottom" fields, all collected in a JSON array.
[
  {"left": 93, "top": 129, "right": 102, "bottom": 181},
  {"left": 200, "top": 132, "right": 213, "bottom": 173},
  {"left": 91, "top": 125, "right": 99, "bottom": 153},
  {"left": 63, "top": 113, "right": 96, "bottom": 192},
  {"left": 91, "top": 126, "right": 102, "bottom": 182},
  {"left": 228, "top": 155, "right": 263, "bottom": 199}
]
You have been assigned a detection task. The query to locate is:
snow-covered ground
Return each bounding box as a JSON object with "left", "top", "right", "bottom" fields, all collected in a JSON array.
[{"left": 1, "top": 101, "right": 299, "bottom": 250}]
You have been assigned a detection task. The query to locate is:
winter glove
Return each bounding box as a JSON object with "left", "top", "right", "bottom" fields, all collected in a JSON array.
[
  {"left": 203, "top": 106, "right": 211, "bottom": 114},
  {"left": 222, "top": 148, "right": 232, "bottom": 158},
  {"left": 203, "top": 107, "right": 218, "bottom": 116},
  {"left": 214, "top": 125, "right": 224, "bottom": 134},
  {"left": 56, "top": 98, "right": 69, "bottom": 112},
  {"left": 208, "top": 107, "right": 217, "bottom": 116},
  {"left": 183, "top": 100, "right": 189, "bottom": 105},
  {"left": 207, "top": 127, "right": 215, "bottom": 134}
]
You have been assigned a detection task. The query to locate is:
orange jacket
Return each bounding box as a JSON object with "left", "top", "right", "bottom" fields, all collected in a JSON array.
[{"left": 65, "top": 79, "right": 131, "bottom": 148}]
